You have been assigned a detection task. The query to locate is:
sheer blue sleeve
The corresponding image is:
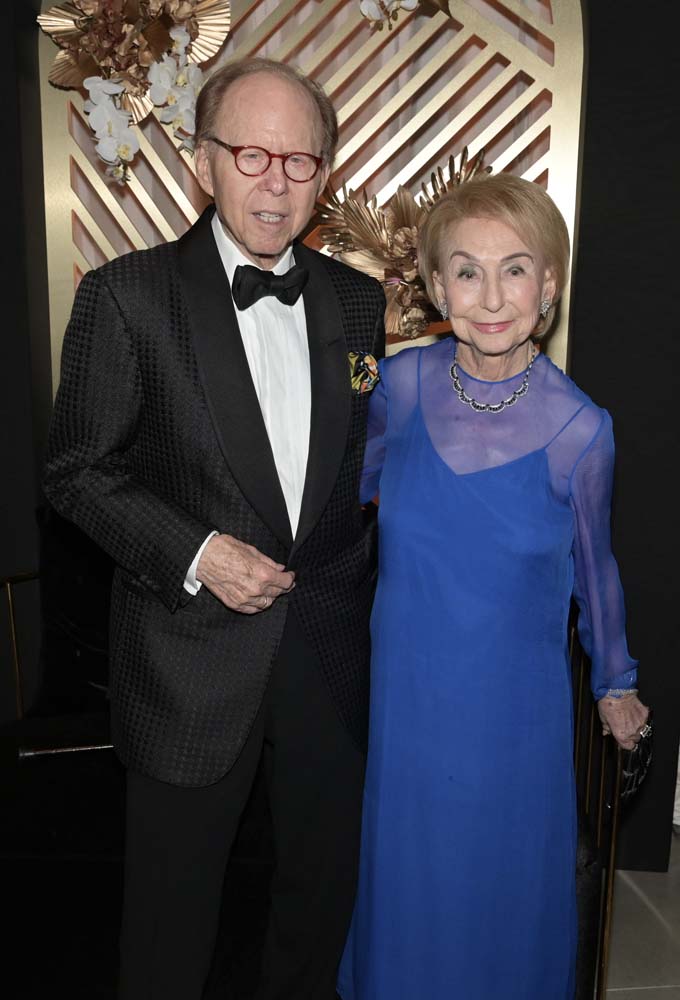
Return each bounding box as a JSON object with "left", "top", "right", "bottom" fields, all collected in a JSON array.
[
  {"left": 569, "top": 411, "right": 638, "bottom": 700},
  {"left": 360, "top": 363, "right": 388, "bottom": 504}
]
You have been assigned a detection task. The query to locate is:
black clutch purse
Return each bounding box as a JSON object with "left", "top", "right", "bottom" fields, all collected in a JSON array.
[{"left": 619, "top": 717, "right": 653, "bottom": 802}]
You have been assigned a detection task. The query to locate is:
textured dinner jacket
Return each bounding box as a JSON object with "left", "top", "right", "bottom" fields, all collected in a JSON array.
[{"left": 44, "top": 206, "right": 386, "bottom": 786}]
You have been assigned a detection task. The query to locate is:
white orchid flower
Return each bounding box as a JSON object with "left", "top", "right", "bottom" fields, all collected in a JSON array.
[
  {"left": 83, "top": 75, "right": 125, "bottom": 105},
  {"left": 90, "top": 99, "right": 138, "bottom": 164},
  {"left": 87, "top": 97, "right": 131, "bottom": 140},
  {"left": 156, "top": 85, "right": 195, "bottom": 131},
  {"left": 173, "top": 106, "right": 196, "bottom": 136},
  {"left": 148, "top": 55, "right": 178, "bottom": 105},
  {"left": 169, "top": 25, "right": 191, "bottom": 55},
  {"left": 158, "top": 90, "right": 180, "bottom": 120},
  {"left": 96, "top": 126, "right": 140, "bottom": 164},
  {"left": 359, "top": 0, "right": 385, "bottom": 19},
  {"left": 106, "top": 162, "right": 128, "bottom": 183},
  {"left": 360, "top": 0, "right": 419, "bottom": 23},
  {"left": 95, "top": 135, "right": 122, "bottom": 163},
  {"left": 115, "top": 128, "right": 141, "bottom": 162},
  {"left": 160, "top": 87, "right": 195, "bottom": 130},
  {"left": 175, "top": 63, "right": 202, "bottom": 91},
  {"left": 83, "top": 77, "right": 125, "bottom": 115}
]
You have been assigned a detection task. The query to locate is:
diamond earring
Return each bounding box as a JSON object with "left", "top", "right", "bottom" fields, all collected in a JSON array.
[
  {"left": 540, "top": 299, "right": 551, "bottom": 319},
  {"left": 439, "top": 301, "right": 448, "bottom": 320}
]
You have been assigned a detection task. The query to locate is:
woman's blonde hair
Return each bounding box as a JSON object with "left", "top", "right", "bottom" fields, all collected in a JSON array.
[{"left": 417, "top": 173, "right": 570, "bottom": 337}]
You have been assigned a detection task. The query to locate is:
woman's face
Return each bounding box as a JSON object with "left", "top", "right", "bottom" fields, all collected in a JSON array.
[{"left": 433, "top": 216, "right": 555, "bottom": 359}]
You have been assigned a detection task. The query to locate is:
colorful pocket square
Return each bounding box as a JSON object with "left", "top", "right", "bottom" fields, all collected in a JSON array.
[{"left": 348, "top": 352, "right": 380, "bottom": 394}]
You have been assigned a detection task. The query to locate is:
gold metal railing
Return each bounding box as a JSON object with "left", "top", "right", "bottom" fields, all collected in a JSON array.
[
  {"left": 2, "top": 570, "right": 38, "bottom": 720},
  {"left": 2, "top": 568, "right": 113, "bottom": 757},
  {"left": 570, "top": 621, "right": 623, "bottom": 999}
]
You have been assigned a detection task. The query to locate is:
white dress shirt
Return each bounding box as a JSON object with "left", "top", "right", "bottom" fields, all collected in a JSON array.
[{"left": 184, "top": 214, "right": 311, "bottom": 594}]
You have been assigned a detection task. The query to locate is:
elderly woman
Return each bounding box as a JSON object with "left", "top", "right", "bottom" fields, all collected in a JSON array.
[{"left": 337, "top": 174, "right": 649, "bottom": 1000}]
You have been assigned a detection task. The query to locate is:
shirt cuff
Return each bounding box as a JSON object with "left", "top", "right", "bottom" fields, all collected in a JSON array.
[{"left": 184, "top": 531, "right": 218, "bottom": 595}]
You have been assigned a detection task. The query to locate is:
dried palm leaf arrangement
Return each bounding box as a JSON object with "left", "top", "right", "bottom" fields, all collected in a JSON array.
[{"left": 317, "top": 147, "right": 491, "bottom": 338}]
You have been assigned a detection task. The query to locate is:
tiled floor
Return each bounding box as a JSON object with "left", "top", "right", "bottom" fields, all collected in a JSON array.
[{"left": 606, "top": 832, "right": 680, "bottom": 999}]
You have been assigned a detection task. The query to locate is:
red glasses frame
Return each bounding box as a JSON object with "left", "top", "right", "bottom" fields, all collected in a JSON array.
[{"left": 207, "top": 137, "right": 324, "bottom": 182}]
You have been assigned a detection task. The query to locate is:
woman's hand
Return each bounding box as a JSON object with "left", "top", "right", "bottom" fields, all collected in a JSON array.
[{"left": 597, "top": 693, "right": 650, "bottom": 751}]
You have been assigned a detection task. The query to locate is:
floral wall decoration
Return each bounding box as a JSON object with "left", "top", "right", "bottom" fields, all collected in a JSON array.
[
  {"left": 37, "top": 0, "right": 231, "bottom": 183},
  {"left": 317, "top": 147, "right": 491, "bottom": 339},
  {"left": 359, "top": 0, "right": 453, "bottom": 31}
]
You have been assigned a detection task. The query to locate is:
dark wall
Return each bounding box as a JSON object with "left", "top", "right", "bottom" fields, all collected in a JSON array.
[
  {"left": 571, "top": 1, "right": 680, "bottom": 869},
  {"left": 4, "top": 0, "right": 112, "bottom": 723},
  {"left": 1, "top": 0, "right": 51, "bottom": 720}
]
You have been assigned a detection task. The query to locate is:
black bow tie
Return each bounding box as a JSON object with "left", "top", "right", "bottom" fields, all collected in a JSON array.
[{"left": 231, "top": 262, "right": 309, "bottom": 311}]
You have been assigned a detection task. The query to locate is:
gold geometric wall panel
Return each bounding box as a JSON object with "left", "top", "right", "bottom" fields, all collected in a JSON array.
[{"left": 40, "top": 0, "right": 584, "bottom": 388}]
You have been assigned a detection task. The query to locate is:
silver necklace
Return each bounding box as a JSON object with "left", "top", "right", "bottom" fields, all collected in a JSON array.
[{"left": 450, "top": 346, "right": 537, "bottom": 414}]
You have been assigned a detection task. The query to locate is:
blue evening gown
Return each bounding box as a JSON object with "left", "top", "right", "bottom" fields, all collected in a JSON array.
[{"left": 338, "top": 338, "right": 637, "bottom": 1000}]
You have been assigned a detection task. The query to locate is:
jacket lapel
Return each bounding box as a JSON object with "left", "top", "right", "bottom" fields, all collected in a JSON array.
[
  {"left": 290, "top": 243, "right": 350, "bottom": 561},
  {"left": 177, "top": 208, "right": 293, "bottom": 549}
]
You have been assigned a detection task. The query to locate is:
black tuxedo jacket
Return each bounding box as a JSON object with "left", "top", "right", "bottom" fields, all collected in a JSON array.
[{"left": 44, "top": 207, "right": 385, "bottom": 786}]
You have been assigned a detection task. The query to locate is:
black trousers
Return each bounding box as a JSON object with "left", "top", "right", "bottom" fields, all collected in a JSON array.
[{"left": 117, "top": 609, "right": 365, "bottom": 1000}]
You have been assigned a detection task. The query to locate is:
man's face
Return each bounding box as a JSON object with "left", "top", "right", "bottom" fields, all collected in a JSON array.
[{"left": 196, "top": 72, "right": 331, "bottom": 269}]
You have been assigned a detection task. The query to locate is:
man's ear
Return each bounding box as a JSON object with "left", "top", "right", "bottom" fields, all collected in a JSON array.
[
  {"left": 316, "top": 161, "right": 332, "bottom": 197},
  {"left": 195, "top": 143, "right": 215, "bottom": 198}
]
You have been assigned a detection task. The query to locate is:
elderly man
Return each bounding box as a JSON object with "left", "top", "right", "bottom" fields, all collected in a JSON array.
[{"left": 44, "top": 58, "right": 385, "bottom": 1000}]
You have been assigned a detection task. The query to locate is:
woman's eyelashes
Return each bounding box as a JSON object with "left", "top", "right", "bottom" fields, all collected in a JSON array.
[{"left": 453, "top": 264, "right": 529, "bottom": 281}]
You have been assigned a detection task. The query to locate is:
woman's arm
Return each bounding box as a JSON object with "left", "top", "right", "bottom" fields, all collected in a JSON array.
[{"left": 570, "top": 410, "right": 649, "bottom": 749}]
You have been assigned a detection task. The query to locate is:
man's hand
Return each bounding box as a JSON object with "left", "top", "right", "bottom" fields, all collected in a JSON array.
[
  {"left": 196, "top": 533, "right": 295, "bottom": 614},
  {"left": 597, "top": 693, "right": 650, "bottom": 751}
]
